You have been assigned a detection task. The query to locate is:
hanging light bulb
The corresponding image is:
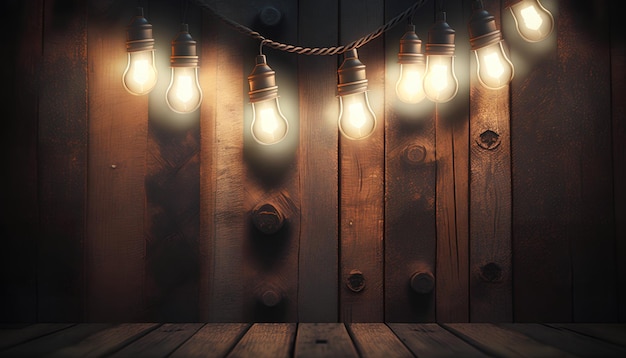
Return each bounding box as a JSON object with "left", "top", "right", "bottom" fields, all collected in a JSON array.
[
  {"left": 423, "top": 12, "right": 458, "bottom": 103},
  {"left": 469, "top": 0, "right": 514, "bottom": 90},
  {"left": 123, "top": 7, "right": 158, "bottom": 96},
  {"left": 337, "top": 49, "right": 376, "bottom": 140},
  {"left": 248, "top": 54, "right": 289, "bottom": 145},
  {"left": 508, "top": 0, "right": 554, "bottom": 42},
  {"left": 165, "top": 24, "right": 203, "bottom": 113},
  {"left": 395, "top": 24, "right": 426, "bottom": 104}
]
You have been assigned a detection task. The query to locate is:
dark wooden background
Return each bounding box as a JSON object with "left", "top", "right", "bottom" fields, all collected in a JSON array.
[{"left": 1, "top": 0, "right": 623, "bottom": 323}]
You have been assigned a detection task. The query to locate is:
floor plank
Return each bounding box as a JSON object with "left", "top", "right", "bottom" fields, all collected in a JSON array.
[
  {"left": 170, "top": 323, "right": 250, "bottom": 358},
  {"left": 348, "top": 323, "right": 414, "bottom": 358},
  {"left": 549, "top": 324, "right": 626, "bottom": 347},
  {"left": 501, "top": 323, "right": 626, "bottom": 357},
  {"left": 108, "top": 323, "right": 203, "bottom": 358},
  {"left": 444, "top": 323, "right": 575, "bottom": 357},
  {"left": 227, "top": 323, "right": 296, "bottom": 358},
  {"left": 0, "top": 324, "right": 74, "bottom": 351},
  {"left": 294, "top": 323, "right": 358, "bottom": 358},
  {"left": 389, "top": 323, "right": 488, "bottom": 357}
]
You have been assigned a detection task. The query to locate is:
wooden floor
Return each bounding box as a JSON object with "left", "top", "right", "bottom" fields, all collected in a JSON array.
[{"left": 1, "top": 323, "right": 625, "bottom": 357}]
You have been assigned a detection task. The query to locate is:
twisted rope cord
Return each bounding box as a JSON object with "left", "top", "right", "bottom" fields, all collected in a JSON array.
[{"left": 189, "top": 0, "right": 428, "bottom": 55}]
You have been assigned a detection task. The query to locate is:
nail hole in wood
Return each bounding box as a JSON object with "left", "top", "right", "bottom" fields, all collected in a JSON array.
[
  {"left": 252, "top": 203, "right": 284, "bottom": 235},
  {"left": 477, "top": 130, "right": 501, "bottom": 150},
  {"left": 346, "top": 269, "right": 365, "bottom": 293},
  {"left": 479, "top": 262, "right": 503, "bottom": 282}
]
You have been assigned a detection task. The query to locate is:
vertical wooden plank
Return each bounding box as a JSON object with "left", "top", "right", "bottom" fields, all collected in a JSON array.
[
  {"left": 144, "top": 0, "right": 202, "bottom": 321},
  {"left": 508, "top": 0, "right": 573, "bottom": 322},
  {"left": 558, "top": 0, "right": 616, "bottom": 322},
  {"left": 86, "top": 0, "right": 148, "bottom": 322},
  {"left": 241, "top": 0, "right": 300, "bottom": 323},
  {"left": 294, "top": 323, "right": 358, "bottom": 358},
  {"left": 297, "top": 0, "right": 339, "bottom": 323},
  {"left": 38, "top": 0, "right": 88, "bottom": 322},
  {"left": 384, "top": 0, "right": 438, "bottom": 323},
  {"left": 468, "top": 0, "right": 512, "bottom": 322},
  {"left": 347, "top": 323, "right": 413, "bottom": 358},
  {"left": 610, "top": 0, "right": 626, "bottom": 323},
  {"left": 435, "top": 0, "right": 471, "bottom": 323},
  {"left": 227, "top": 323, "right": 296, "bottom": 358},
  {"left": 0, "top": 0, "right": 42, "bottom": 323},
  {"left": 339, "top": 0, "right": 385, "bottom": 323}
]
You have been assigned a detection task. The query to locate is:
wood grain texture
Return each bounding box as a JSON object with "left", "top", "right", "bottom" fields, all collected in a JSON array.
[
  {"left": 0, "top": 0, "right": 42, "bottom": 323},
  {"left": 347, "top": 323, "right": 413, "bottom": 358},
  {"left": 0, "top": 324, "right": 73, "bottom": 351},
  {"left": 468, "top": 0, "right": 512, "bottom": 323},
  {"left": 294, "top": 323, "right": 358, "bottom": 358},
  {"left": 384, "top": 0, "right": 437, "bottom": 323},
  {"left": 297, "top": 0, "right": 339, "bottom": 324},
  {"left": 86, "top": 0, "right": 148, "bottom": 322},
  {"left": 549, "top": 324, "right": 626, "bottom": 347},
  {"left": 170, "top": 323, "right": 250, "bottom": 357},
  {"left": 108, "top": 323, "right": 203, "bottom": 358},
  {"left": 389, "top": 323, "right": 488, "bottom": 357},
  {"left": 228, "top": 323, "right": 296, "bottom": 358},
  {"left": 37, "top": 0, "right": 88, "bottom": 322},
  {"left": 339, "top": 0, "right": 385, "bottom": 323}
]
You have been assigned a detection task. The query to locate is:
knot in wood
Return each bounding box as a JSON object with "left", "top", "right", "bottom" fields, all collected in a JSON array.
[
  {"left": 477, "top": 130, "right": 501, "bottom": 150},
  {"left": 259, "top": 6, "right": 282, "bottom": 27},
  {"left": 252, "top": 203, "right": 284, "bottom": 235},
  {"left": 260, "top": 290, "right": 282, "bottom": 307},
  {"left": 402, "top": 144, "right": 427, "bottom": 165},
  {"left": 346, "top": 270, "right": 365, "bottom": 293},
  {"left": 410, "top": 271, "right": 435, "bottom": 294},
  {"left": 479, "top": 262, "right": 503, "bottom": 283}
]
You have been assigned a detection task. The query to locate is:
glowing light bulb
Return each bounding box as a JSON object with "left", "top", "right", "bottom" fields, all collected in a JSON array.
[
  {"left": 423, "top": 12, "right": 458, "bottom": 103},
  {"left": 123, "top": 7, "right": 157, "bottom": 95},
  {"left": 165, "top": 24, "right": 202, "bottom": 113},
  {"left": 473, "top": 42, "right": 514, "bottom": 89},
  {"left": 248, "top": 55, "right": 289, "bottom": 145},
  {"left": 338, "top": 92, "right": 376, "bottom": 140},
  {"left": 337, "top": 49, "right": 376, "bottom": 140},
  {"left": 509, "top": 0, "right": 554, "bottom": 42},
  {"left": 395, "top": 24, "right": 426, "bottom": 104},
  {"left": 251, "top": 98, "right": 288, "bottom": 145},
  {"left": 468, "top": 0, "right": 514, "bottom": 90}
]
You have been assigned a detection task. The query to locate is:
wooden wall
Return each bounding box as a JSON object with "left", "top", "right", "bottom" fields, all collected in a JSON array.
[{"left": 1, "top": 0, "right": 623, "bottom": 323}]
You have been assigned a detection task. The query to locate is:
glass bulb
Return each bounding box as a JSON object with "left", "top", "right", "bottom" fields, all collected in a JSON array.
[
  {"left": 338, "top": 92, "right": 376, "bottom": 140},
  {"left": 395, "top": 62, "right": 426, "bottom": 104},
  {"left": 474, "top": 41, "right": 514, "bottom": 89},
  {"left": 423, "top": 55, "right": 458, "bottom": 103},
  {"left": 166, "top": 66, "right": 202, "bottom": 113},
  {"left": 510, "top": 0, "right": 554, "bottom": 42},
  {"left": 123, "top": 50, "right": 158, "bottom": 95},
  {"left": 251, "top": 97, "right": 288, "bottom": 145}
]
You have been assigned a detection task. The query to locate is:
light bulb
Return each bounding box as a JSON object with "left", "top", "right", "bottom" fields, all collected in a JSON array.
[
  {"left": 469, "top": 0, "right": 514, "bottom": 90},
  {"left": 509, "top": 0, "right": 554, "bottom": 42},
  {"left": 123, "top": 7, "right": 157, "bottom": 95},
  {"left": 248, "top": 55, "right": 289, "bottom": 145},
  {"left": 337, "top": 49, "right": 376, "bottom": 140},
  {"left": 165, "top": 24, "right": 202, "bottom": 113},
  {"left": 395, "top": 24, "right": 426, "bottom": 104},
  {"left": 423, "top": 12, "right": 458, "bottom": 103}
]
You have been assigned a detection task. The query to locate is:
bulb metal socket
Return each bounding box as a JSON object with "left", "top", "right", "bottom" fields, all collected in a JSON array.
[
  {"left": 248, "top": 55, "right": 279, "bottom": 103},
  {"left": 126, "top": 7, "right": 155, "bottom": 52},
  {"left": 468, "top": 0, "right": 504, "bottom": 50},
  {"left": 398, "top": 24, "right": 424, "bottom": 65},
  {"left": 337, "top": 49, "right": 368, "bottom": 96},
  {"left": 170, "top": 24, "right": 198, "bottom": 67},
  {"left": 425, "top": 12, "right": 456, "bottom": 56}
]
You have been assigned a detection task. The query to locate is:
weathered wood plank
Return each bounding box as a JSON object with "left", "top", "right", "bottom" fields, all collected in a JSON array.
[
  {"left": 347, "top": 323, "right": 413, "bottom": 358},
  {"left": 549, "top": 324, "right": 626, "bottom": 347},
  {"left": 435, "top": 0, "right": 471, "bottom": 323},
  {"left": 501, "top": 323, "right": 626, "bottom": 357},
  {"left": 0, "top": 324, "right": 111, "bottom": 357},
  {"left": 47, "top": 323, "right": 159, "bottom": 357},
  {"left": 294, "top": 323, "right": 358, "bottom": 358},
  {"left": 384, "top": 0, "right": 437, "bottom": 323},
  {"left": 468, "top": 0, "right": 512, "bottom": 323},
  {"left": 508, "top": 0, "right": 573, "bottom": 322},
  {"left": 444, "top": 323, "right": 575, "bottom": 357},
  {"left": 339, "top": 0, "right": 385, "bottom": 323},
  {"left": 170, "top": 323, "right": 250, "bottom": 357},
  {"left": 0, "top": 0, "right": 42, "bottom": 323},
  {"left": 86, "top": 0, "right": 148, "bottom": 322},
  {"left": 109, "top": 323, "right": 203, "bottom": 358},
  {"left": 389, "top": 323, "right": 488, "bottom": 357},
  {"left": 297, "top": 0, "right": 339, "bottom": 324},
  {"left": 0, "top": 324, "right": 73, "bottom": 351},
  {"left": 227, "top": 323, "right": 296, "bottom": 358},
  {"left": 144, "top": 0, "right": 202, "bottom": 322},
  {"left": 37, "top": 0, "right": 88, "bottom": 322}
]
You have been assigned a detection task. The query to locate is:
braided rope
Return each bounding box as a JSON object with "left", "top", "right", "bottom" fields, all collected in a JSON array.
[{"left": 189, "top": 0, "right": 428, "bottom": 55}]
